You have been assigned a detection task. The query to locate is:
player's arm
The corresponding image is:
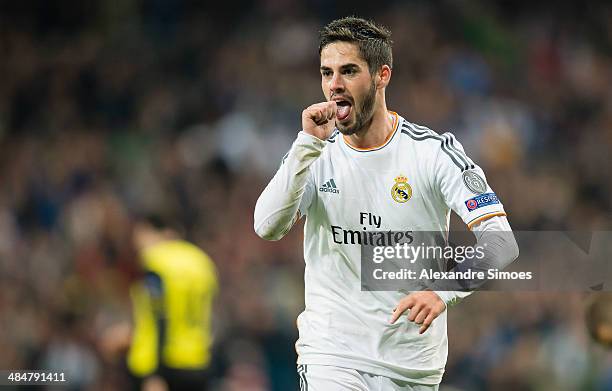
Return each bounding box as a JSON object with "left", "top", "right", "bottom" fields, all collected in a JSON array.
[
  {"left": 435, "top": 214, "right": 518, "bottom": 304},
  {"left": 389, "top": 214, "right": 518, "bottom": 334},
  {"left": 254, "top": 102, "right": 337, "bottom": 241},
  {"left": 390, "top": 132, "right": 519, "bottom": 333},
  {"left": 431, "top": 132, "right": 519, "bottom": 306}
]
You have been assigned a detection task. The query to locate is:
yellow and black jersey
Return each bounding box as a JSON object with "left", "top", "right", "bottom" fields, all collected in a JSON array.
[{"left": 127, "top": 240, "right": 218, "bottom": 378}]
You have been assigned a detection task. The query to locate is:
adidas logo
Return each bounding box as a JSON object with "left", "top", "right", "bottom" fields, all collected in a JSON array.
[{"left": 319, "top": 178, "right": 340, "bottom": 194}]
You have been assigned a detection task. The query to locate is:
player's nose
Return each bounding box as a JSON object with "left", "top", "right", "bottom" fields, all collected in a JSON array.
[{"left": 329, "top": 73, "right": 345, "bottom": 93}]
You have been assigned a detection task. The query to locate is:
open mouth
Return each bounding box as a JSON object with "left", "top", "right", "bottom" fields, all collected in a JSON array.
[{"left": 335, "top": 100, "right": 352, "bottom": 121}]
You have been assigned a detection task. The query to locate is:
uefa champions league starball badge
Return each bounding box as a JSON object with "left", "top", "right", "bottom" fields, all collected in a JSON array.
[{"left": 462, "top": 170, "right": 487, "bottom": 195}]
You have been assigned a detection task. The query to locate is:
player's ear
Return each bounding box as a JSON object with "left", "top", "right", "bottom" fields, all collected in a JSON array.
[{"left": 376, "top": 65, "right": 391, "bottom": 89}]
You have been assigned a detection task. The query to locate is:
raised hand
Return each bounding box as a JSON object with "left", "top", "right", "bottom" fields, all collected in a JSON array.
[{"left": 302, "top": 101, "right": 338, "bottom": 140}]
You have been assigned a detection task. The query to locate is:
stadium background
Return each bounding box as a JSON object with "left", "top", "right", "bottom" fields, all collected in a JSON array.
[{"left": 1, "top": 0, "right": 611, "bottom": 390}]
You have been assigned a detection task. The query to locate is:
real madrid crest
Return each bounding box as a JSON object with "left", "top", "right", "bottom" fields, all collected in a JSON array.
[{"left": 391, "top": 175, "right": 412, "bottom": 203}]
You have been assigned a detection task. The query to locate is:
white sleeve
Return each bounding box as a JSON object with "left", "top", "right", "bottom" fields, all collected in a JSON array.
[
  {"left": 435, "top": 215, "right": 519, "bottom": 308},
  {"left": 433, "top": 134, "right": 514, "bottom": 308},
  {"left": 254, "top": 132, "right": 324, "bottom": 241},
  {"left": 433, "top": 132, "right": 506, "bottom": 229}
]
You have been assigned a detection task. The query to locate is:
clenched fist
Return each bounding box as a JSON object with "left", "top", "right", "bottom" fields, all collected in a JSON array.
[{"left": 302, "top": 101, "right": 337, "bottom": 141}]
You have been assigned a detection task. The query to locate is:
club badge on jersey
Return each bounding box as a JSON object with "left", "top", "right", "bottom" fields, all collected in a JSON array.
[{"left": 391, "top": 175, "right": 412, "bottom": 203}]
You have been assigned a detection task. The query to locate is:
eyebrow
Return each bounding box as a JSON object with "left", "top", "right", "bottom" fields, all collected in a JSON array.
[{"left": 320, "top": 63, "right": 361, "bottom": 72}]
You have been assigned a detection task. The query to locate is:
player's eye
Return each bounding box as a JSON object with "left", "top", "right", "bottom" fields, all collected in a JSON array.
[{"left": 321, "top": 70, "right": 332, "bottom": 77}]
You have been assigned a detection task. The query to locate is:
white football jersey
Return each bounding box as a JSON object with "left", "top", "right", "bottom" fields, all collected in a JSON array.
[{"left": 292, "top": 112, "right": 506, "bottom": 384}]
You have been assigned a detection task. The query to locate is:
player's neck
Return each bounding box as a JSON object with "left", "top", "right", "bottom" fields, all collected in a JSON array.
[
  {"left": 137, "top": 231, "right": 177, "bottom": 252},
  {"left": 344, "top": 104, "right": 394, "bottom": 150}
]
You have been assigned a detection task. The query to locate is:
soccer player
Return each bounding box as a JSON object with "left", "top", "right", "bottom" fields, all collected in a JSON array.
[
  {"left": 254, "top": 17, "right": 518, "bottom": 390},
  {"left": 101, "top": 214, "right": 218, "bottom": 391}
]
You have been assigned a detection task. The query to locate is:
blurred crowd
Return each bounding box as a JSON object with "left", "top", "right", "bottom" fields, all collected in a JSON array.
[{"left": 1, "top": 0, "right": 611, "bottom": 390}]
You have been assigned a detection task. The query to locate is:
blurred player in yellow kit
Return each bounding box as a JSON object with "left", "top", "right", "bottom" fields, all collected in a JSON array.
[{"left": 101, "top": 214, "right": 218, "bottom": 391}]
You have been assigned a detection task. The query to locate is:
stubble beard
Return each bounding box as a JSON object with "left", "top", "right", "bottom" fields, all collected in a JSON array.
[{"left": 336, "top": 79, "right": 377, "bottom": 136}]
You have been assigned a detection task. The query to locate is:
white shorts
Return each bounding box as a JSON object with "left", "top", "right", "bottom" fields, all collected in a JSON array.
[{"left": 297, "top": 364, "right": 440, "bottom": 391}]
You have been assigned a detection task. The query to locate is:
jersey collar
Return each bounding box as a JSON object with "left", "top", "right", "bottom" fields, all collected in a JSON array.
[{"left": 342, "top": 111, "right": 400, "bottom": 153}]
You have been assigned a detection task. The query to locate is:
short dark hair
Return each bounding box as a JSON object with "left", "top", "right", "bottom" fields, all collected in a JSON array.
[
  {"left": 319, "top": 16, "right": 393, "bottom": 74},
  {"left": 135, "top": 212, "right": 182, "bottom": 234}
]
